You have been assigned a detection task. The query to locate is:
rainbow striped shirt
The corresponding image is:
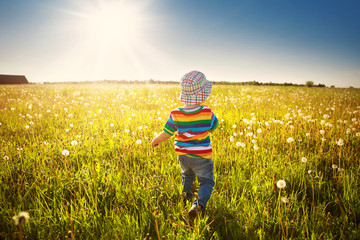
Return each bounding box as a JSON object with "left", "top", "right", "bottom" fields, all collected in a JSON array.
[{"left": 163, "top": 105, "right": 219, "bottom": 159}]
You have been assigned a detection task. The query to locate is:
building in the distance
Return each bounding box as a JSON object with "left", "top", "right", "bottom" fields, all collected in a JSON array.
[{"left": 0, "top": 75, "right": 29, "bottom": 84}]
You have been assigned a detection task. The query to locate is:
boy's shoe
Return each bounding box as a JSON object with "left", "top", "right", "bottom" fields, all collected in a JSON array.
[{"left": 188, "top": 204, "right": 205, "bottom": 218}]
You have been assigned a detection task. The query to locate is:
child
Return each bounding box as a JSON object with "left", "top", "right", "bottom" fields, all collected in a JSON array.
[{"left": 151, "top": 70, "right": 219, "bottom": 218}]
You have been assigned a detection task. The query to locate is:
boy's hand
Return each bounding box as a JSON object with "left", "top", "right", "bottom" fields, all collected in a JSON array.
[
  {"left": 151, "top": 138, "right": 159, "bottom": 147},
  {"left": 151, "top": 131, "right": 172, "bottom": 148}
]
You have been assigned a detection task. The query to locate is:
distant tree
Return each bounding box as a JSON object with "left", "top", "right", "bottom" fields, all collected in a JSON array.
[
  {"left": 330, "top": 85, "right": 335, "bottom": 88},
  {"left": 306, "top": 81, "right": 314, "bottom": 87}
]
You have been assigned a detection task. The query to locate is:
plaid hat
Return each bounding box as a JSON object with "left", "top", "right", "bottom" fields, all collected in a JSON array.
[{"left": 179, "top": 71, "right": 212, "bottom": 105}]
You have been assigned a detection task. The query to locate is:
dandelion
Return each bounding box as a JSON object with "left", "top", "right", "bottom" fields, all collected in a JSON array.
[
  {"left": 232, "top": 124, "right": 237, "bottom": 129},
  {"left": 69, "top": 124, "right": 73, "bottom": 128},
  {"left": 230, "top": 136, "right": 235, "bottom": 142},
  {"left": 110, "top": 123, "right": 114, "bottom": 127},
  {"left": 281, "top": 197, "right": 290, "bottom": 204},
  {"left": 308, "top": 170, "right": 312, "bottom": 174},
  {"left": 3, "top": 156, "right": 9, "bottom": 160},
  {"left": 154, "top": 132, "right": 159, "bottom": 136},
  {"left": 320, "top": 130, "right": 325, "bottom": 135},
  {"left": 253, "top": 144, "right": 259, "bottom": 150},
  {"left": 251, "top": 139, "right": 257, "bottom": 144},
  {"left": 276, "top": 180, "right": 286, "bottom": 189},
  {"left": 337, "top": 138, "right": 344, "bottom": 146},
  {"left": 306, "top": 133, "right": 310, "bottom": 137},
  {"left": 246, "top": 132, "right": 253, "bottom": 137},
  {"left": 233, "top": 132, "right": 237, "bottom": 136},
  {"left": 138, "top": 126, "right": 143, "bottom": 130},
  {"left": 257, "top": 128, "right": 262, "bottom": 134},
  {"left": 43, "top": 141, "right": 49, "bottom": 145},
  {"left": 356, "top": 132, "right": 360, "bottom": 137},
  {"left": 71, "top": 140, "right": 78, "bottom": 146},
  {"left": 301, "top": 157, "right": 308, "bottom": 163},
  {"left": 62, "top": 150, "right": 70, "bottom": 156},
  {"left": 287, "top": 137, "right": 294, "bottom": 143},
  {"left": 124, "top": 129, "right": 130, "bottom": 133},
  {"left": 90, "top": 122, "right": 93, "bottom": 125},
  {"left": 332, "top": 164, "right": 338, "bottom": 169},
  {"left": 136, "top": 139, "right": 142, "bottom": 144},
  {"left": 25, "top": 125, "right": 29, "bottom": 129},
  {"left": 113, "top": 133, "right": 117, "bottom": 137},
  {"left": 338, "top": 168, "right": 344, "bottom": 173},
  {"left": 12, "top": 211, "right": 30, "bottom": 226},
  {"left": 65, "top": 129, "right": 70, "bottom": 133},
  {"left": 346, "top": 128, "right": 351, "bottom": 134}
]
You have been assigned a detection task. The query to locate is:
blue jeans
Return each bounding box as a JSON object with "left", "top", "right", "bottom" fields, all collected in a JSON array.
[{"left": 178, "top": 155, "right": 215, "bottom": 209}]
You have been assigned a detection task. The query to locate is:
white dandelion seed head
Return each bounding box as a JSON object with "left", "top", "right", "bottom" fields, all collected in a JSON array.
[
  {"left": 125, "top": 129, "right": 130, "bottom": 133},
  {"left": 232, "top": 124, "right": 237, "bottom": 129},
  {"left": 253, "top": 144, "right": 259, "bottom": 150},
  {"left": 356, "top": 132, "right": 360, "bottom": 137},
  {"left": 281, "top": 197, "right": 290, "bottom": 204},
  {"left": 70, "top": 124, "right": 73, "bottom": 128},
  {"left": 236, "top": 142, "right": 242, "bottom": 147},
  {"left": 62, "top": 150, "right": 70, "bottom": 156},
  {"left": 338, "top": 168, "right": 344, "bottom": 172},
  {"left": 138, "top": 126, "right": 143, "bottom": 130},
  {"left": 71, "top": 140, "right": 78, "bottom": 146},
  {"left": 301, "top": 157, "right": 308, "bottom": 163},
  {"left": 25, "top": 125, "right": 30, "bottom": 129},
  {"left": 110, "top": 123, "right": 115, "bottom": 127},
  {"left": 337, "top": 138, "right": 344, "bottom": 146},
  {"left": 257, "top": 129, "right": 262, "bottom": 134},
  {"left": 287, "top": 137, "right": 294, "bottom": 143},
  {"left": 12, "top": 211, "right": 30, "bottom": 226},
  {"left": 230, "top": 136, "right": 235, "bottom": 142},
  {"left": 246, "top": 132, "right": 253, "bottom": 137},
  {"left": 308, "top": 170, "right": 312, "bottom": 174},
  {"left": 332, "top": 164, "right": 338, "bottom": 169},
  {"left": 233, "top": 132, "right": 237, "bottom": 136},
  {"left": 320, "top": 130, "right": 325, "bottom": 135},
  {"left": 276, "top": 180, "right": 286, "bottom": 189},
  {"left": 136, "top": 139, "right": 142, "bottom": 144},
  {"left": 65, "top": 129, "right": 70, "bottom": 133},
  {"left": 3, "top": 156, "right": 9, "bottom": 160}
]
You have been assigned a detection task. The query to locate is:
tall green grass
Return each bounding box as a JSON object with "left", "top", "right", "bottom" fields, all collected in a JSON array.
[{"left": 0, "top": 84, "right": 359, "bottom": 239}]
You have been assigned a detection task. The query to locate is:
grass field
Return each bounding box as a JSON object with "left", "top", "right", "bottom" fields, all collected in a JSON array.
[{"left": 0, "top": 84, "right": 359, "bottom": 239}]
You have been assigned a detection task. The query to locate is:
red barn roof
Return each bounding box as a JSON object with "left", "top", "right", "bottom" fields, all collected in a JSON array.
[{"left": 0, "top": 75, "right": 29, "bottom": 84}]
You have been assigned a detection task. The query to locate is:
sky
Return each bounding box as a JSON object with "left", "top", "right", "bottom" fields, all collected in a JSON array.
[{"left": 0, "top": 0, "right": 359, "bottom": 87}]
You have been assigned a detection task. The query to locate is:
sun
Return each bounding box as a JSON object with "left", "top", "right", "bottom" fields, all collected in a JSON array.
[{"left": 79, "top": 1, "right": 144, "bottom": 48}]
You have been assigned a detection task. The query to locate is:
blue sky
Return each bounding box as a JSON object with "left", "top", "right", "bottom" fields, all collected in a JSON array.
[{"left": 0, "top": 0, "right": 359, "bottom": 87}]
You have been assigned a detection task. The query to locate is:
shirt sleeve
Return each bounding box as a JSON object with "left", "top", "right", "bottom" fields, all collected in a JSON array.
[
  {"left": 210, "top": 111, "right": 219, "bottom": 132},
  {"left": 163, "top": 113, "right": 177, "bottom": 135}
]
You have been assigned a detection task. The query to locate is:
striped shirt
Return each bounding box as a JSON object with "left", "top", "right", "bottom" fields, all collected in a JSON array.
[{"left": 163, "top": 105, "right": 219, "bottom": 159}]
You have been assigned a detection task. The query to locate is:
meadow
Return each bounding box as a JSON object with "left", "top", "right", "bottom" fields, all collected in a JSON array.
[{"left": 0, "top": 84, "right": 359, "bottom": 240}]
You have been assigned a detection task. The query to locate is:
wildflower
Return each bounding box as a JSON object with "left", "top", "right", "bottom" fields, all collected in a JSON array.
[
  {"left": 68, "top": 114, "right": 73, "bottom": 117},
  {"left": 138, "top": 126, "right": 143, "bottom": 130},
  {"left": 233, "top": 132, "right": 237, "bottom": 136},
  {"left": 306, "top": 133, "right": 310, "bottom": 137},
  {"left": 65, "top": 129, "right": 70, "bottom": 133},
  {"left": 232, "top": 124, "right": 237, "bottom": 129},
  {"left": 113, "top": 133, "right": 117, "bottom": 137},
  {"left": 246, "top": 132, "right": 253, "bottom": 137},
  {"left": 337, "top": 138, "right": 344, "bottom": 146},
  {"left": 253, "top": 144, "right": 259, "bottom": 150},
  {"left": 276, "top": 180, "right": 286, "bottom": 189},
  {"left": 25, "top": 125, "right": 29, "bottom": 129},
  {"left": 3, "top": 156, "right": 9, "bottom": 160},
  {"left": 62, "top": 150, "right": 70, "bottom": 156},
  {"left": 154, "top": 132, "right": 158, "bottom": 136},
  {"left": 338, "top": 168, "right": 344, "bottom": 173},
  {"left": 257, "top": 129, "right": 262, "bottom": 134},
  {"left": 90, "top": 122, "right": 93, "bottom": 125},
  {"left": 281, "top": 197, "right": 290, "bottom": 204},
  {"left": 321, "top": 120, "right": 325, "bottom": 125},
  {"left": 346, "top": 128, "right": 351, "bottom": 134},
  {"left": 320, "top": 130, "right": 325, "bottom": 135},
  {"left": 332, "top": 164, "right": 338, "bottom": 169},
  {"left": 136, "top": 139, "right": 142, "bottom": 144},
  {"left": 110, "top": 123, "right": 114, "bottom": 127},
  {"left": 301, "top": 157, "right": 307, "bottom": 163},
  {"left": 308, "top": 170, "right": 312, "bottom": 174},
  {"left": 356, "top": 132, "right": 360, "bottom": 137},
  {"left": 71, "top": 140, "right": 78, "bottom": 146},
  {"left": 287, "top": 137, "right": 294, "bottom": 143},
  {"left": 43, "top": 141, "right": 49, "bottom": 145},
  {"left": 12, "top": 212, "right": 30, "bottom": 226},
  {"left": 230, "top": 136, "right": 235, "bottom": 142},
  {"left": 124, "top": 129, "right": 130, "bottom": 133},
  {"left": 70, "top": 124, "right": 73, "bottom": 128},
  {"left": 251, "top": 139, "right": 257, "bottom": 144}
]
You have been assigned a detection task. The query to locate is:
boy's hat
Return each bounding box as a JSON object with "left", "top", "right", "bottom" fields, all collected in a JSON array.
[{"left": 179, "top": 71, "right": 212, "bottom": 105}]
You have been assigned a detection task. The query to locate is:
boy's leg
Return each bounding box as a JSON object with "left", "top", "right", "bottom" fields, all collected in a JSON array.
[
  {"left": 190, "top": 158, "right": 215, "bottom": 209},
  {"left": 178, "top": 155, "right": 196, "bottom": 200}
]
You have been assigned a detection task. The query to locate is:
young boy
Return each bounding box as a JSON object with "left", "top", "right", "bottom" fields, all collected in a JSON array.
[{"left": 151, "top": 70, "right": 219, "bottom": 218}]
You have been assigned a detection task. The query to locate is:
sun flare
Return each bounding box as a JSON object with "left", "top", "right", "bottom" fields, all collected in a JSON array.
[{"left": 81, "top": 1, "right": 143, "bottom": 47}]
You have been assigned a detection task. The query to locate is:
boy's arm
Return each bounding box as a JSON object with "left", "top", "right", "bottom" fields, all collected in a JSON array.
[{"left": 151, "top": 131, "right": 172, "bottom": 147}]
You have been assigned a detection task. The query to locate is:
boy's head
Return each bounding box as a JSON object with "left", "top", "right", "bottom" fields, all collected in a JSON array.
[{"left": 179, "top": 71, "right": 212, "bottom": 105}]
